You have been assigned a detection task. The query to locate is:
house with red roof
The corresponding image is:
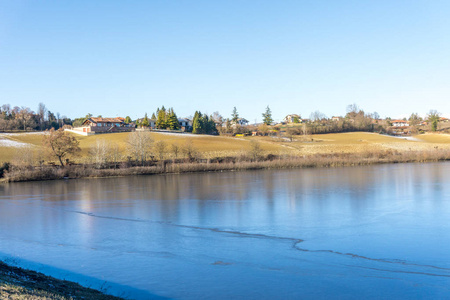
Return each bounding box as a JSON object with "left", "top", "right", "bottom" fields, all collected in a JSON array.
[
  {"left": 66, "top": 117, "right": 135, "bottom": 135},
  {"left": 391, "top": 119, "right": 409, "bottom": 127}
]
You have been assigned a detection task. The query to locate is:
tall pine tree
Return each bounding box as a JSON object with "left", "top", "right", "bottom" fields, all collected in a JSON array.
[
  {"left": 192, "top": 111, "right": 217, "bottom": 134},
  {"left": 262, "top": 106, "right": 273, "bottom": 125},
  {"left": 231, "top": 107, "right": 239, "bottom": 123},
  {"left": 156, "top": 106, "right": 167, "bottom": 129},
  {"left": 167, "top": 108, "right": 180, "bottom": 130},
  {"left": 192, "top": 111, "right": 203, "bottom": 134},
  {"left": 142, "top": 113, "right": 150, "bottom": 127}
]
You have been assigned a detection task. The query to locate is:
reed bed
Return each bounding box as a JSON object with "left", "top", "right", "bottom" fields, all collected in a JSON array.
[{"left": 3, "top": 149, "right": 450, "bottom": 183}]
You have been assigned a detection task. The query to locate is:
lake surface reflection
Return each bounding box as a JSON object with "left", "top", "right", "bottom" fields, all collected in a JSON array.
[{"left": 1, "top": 163, "right": 450, "bottom": 299}]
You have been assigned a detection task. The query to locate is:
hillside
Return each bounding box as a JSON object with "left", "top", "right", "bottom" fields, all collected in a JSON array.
[{"left": 1, "top": 131, "right": 450, "bottom": 165}]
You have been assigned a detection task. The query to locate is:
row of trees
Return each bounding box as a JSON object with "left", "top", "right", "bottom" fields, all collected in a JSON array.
[
  {"left": 0, "top": 103, "right": 69, "bottom": 131},
  {"left": 136, "top": 107, "right": 180, "bottom": 130},
  {"left": 3, "top": 101, "right": 445, "bottom": 136},
  {"left": 18, "top": 129, "right": 201, "bottom": 169},
  {"left": 21, "top": 129, "right": 267, "bottom": 173},
  {"left": 192, "top": 111, "right": 218, "bottom": 134}
]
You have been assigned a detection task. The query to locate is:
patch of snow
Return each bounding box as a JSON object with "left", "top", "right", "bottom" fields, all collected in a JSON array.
[
  {"left": 0, "top": 138, "right": 31, "bottom": 148},
  {"left": 0, "top": 132, "right": 45, "bottom": 136},
  {"left": 379, "top": 134, "right": 421, "bottom": 142},
  {"left": 153, "top": 132, "right": 219, "bottom": 137}
]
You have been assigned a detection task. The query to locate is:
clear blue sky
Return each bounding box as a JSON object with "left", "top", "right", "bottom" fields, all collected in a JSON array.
[{"left": 1, "top": 0, "right": 450, "bottom": 122}]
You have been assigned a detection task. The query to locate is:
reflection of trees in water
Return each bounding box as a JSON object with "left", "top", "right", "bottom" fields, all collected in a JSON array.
[{"left": 3, "top": 163, "right": 449, "bottom": 223}]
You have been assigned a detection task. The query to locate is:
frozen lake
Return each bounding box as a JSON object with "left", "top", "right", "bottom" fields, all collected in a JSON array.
[{"left": 1, "top": 163, "right": 450, "bottom": 299}]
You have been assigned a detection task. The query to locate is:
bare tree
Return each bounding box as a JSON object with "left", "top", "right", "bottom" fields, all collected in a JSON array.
[
  {"left": 258, "top": 123, "right": 270, "bottom": 135},
  {"left": 17, "top": 107, "right": 35, "bottom": 131},
  {"left": 154, "top": 140, "right": 167, "bottom": 161},
  {"left": 310, "top": 111, "right": 326, "bottom": 122},
  {"left": 182, "top": 140, "right": 199, "bottom": 162},
  {"left": 427, "top": 110, "right": 441, "bottom": 132},
  {"left": 285, "top": 127, "right": 299, "bottom": 142},
  {"left": 212, "top": 111, "right": 223, "bottom": 127},
  {"left": 127, "top": 131, "right": 153, "bottom": 165},
  {"left": 0, "top": 118, "right": 8, "bottom": 131},
  {"left": 43, "top": 128, "right": 81, "bottom": 166},
  {"left": 1, "top": 104, "right": 11, "bottom": 116},
  {"left": 12, "top": 147, "right": 37, "bottom": 168},
  {"left": 60, "top": 115, "right": 68, "bottom": 127},
  {"left": 108, "top": 144, "right": 122, "bottom": 169},
  {"left": 37, "top": 102, "right": 47, "bottom": 130},
  {"left": 372, "top": 112, "right": 380, "bottom": 120},
  {"left": 408, "top": 113, "right": 422, "bottom": 126},
  {"left": 302, "top": 122, "right": 308, "bottom": 137},
  {"left": 346, "top": 103, "right": 360, "bottom": 115},
  {"left": 89, "top": 139, "right": 109, "bottom": 168},
  {"left": 249, "top": 140, "right": 263, "bottom": 161},
  {"left": 56, "top": 112, "right": 61, "bottom": 128},
  {"left": 171, "top": 144, "right": 180, "bottom": 159}
]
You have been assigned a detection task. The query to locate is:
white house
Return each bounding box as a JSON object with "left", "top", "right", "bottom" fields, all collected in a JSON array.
[
  {"left": 178, "top": 118, "right": 192, "bottom": 128},
  {"left": 391, "top": 119, "right": 409, "bottom": 127},
  {"left": 331, "top": 116, "right": 342, "bottom": 122},
  {"left": 283, "top": 114, "right": 301, "bottom": 123}
]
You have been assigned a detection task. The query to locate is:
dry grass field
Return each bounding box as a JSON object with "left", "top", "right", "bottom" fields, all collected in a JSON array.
[{"left": 1, "top": 131, "right": 450, "bottom": 164}]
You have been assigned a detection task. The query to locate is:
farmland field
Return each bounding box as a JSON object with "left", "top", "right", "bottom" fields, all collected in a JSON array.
[{"left": 1, "top": 131, "right": 450, "bottom": 164}]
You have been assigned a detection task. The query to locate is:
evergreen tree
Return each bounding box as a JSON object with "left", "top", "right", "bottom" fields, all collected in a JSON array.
[
  {"left": 207, "top": 115, "right": 218, "bottom": 134},
  {"left": 192, "top": 111, "right": 217, "bottom": 134},
  {"left": 142, "top": 113, "right": 150, "bottom": 127},
  {"left": 151, "top": 113, "right": 156, "bottom": 120},
  {"left": 156, "top": 106, "right": 167, "bottom": 129},
  {"left": 124, "top": 116, "right": 132, "bottom": 124},
  {"left": 193, "top": 111, "right": 199, "bottom": 121},
  {"left": 231, "top": 107, "right": 239, "bottom": 123},
  {"left": 203, "top": 115, "right": 210, "bottom": 133},
  {"left": 167, "top": 108, "right": 180, "bottom": 130},
  {"left": 262, "top": 106, "right": 273, "bottom": 125},
  {"left": 192, "top": 111, "right": 203, "bottom": 134}
]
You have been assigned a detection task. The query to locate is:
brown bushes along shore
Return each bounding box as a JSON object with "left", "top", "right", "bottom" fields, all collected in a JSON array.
[{"left": 2, "top": 149, "right": 450, "bottom": 183}]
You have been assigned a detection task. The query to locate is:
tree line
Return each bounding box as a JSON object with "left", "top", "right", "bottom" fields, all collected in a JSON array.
[
  {"left": 1, "top": 101, "right": 445, "bottom": 136},
  {"left": 0, "top": 103, "right": 70, "bottom": 131}
]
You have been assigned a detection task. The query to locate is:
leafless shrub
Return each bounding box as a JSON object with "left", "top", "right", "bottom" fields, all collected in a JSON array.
[
  {"left": 182, "top": 140, "right": 200, "bottom": 162},
  {"left": 249, "top": 140, "right": 263, "bottom": 161},
  {"left": 154, "top": 140, "right": 167, "bottom": 161},
  {"left": 89, "top": 140, "right": 109, "bottom": 168},
  {"left": 127, "top": 131, "right": 153, "bottom": 165},
  {"left": 171, "top": 144, "right": 180, "bottom": 159},
  {"left": 11, "top": 147, "right": 37, "bottom": 168}
]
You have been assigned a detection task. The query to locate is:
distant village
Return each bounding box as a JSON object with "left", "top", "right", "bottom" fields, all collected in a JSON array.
[{"left": 0, "top": 103, "right": 449, "bottom": 137}]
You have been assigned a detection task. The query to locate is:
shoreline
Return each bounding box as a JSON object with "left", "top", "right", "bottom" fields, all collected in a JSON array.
[
  {"left": 1, "top": 149, "right": 449, "bottom": 183},
  {"left": 0, "top": 260, "right": 124, "bottom": 300}
]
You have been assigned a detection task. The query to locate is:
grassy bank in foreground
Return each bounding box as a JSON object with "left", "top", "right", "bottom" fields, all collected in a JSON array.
[
  {"left": 0, "top": 261, "right": 124, "bottom": 300},
  {"left": 2, "top": 148, "right": 450, "bottom": 183}
]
